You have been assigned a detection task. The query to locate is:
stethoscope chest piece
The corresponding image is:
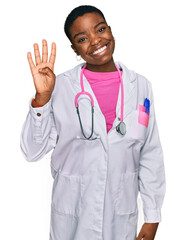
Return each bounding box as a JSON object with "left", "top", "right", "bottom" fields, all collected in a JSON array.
[{"left": 116, "top": 121, "right": 126, "bottom": 135}]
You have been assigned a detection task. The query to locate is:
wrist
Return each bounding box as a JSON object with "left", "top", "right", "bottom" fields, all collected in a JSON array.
[
  {"left": 31, "top": 98, "right": 44, "bottom": 108},
  {"left": 35, "top": 92, "right": 51, "bottom": 106},
  {"left": 144, "top": 222, "right": 159, "bottom": 227}
]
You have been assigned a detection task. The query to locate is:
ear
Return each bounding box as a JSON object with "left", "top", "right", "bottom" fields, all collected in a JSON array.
[{"left": 71, "top": 44, "right": 79, "bottom": 55}]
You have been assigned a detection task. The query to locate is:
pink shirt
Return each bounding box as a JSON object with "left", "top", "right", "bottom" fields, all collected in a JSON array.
[{"left": 84, "top": 68, "right": 122, "bottom": 133}]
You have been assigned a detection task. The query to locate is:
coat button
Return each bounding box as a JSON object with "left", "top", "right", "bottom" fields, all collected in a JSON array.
[{"left": 37, "top": 113, "right": 41, "bottom": 117}]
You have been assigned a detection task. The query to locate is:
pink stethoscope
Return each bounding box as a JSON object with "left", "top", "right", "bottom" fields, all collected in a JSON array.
[{"left": 75, "top": 64, "right": 126, "bottom": 140}]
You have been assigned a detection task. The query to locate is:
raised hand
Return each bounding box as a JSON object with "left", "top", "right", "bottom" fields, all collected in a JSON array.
[{"left": 27, "top": 39, "right": 56, "bottom": 105}]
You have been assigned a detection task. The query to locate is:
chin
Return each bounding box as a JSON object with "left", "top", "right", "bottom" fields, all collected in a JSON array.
[
  {"left": 94, "top": 57, "right": 114, "bottom": 66},
  {"left": 87, "top": 54, "right": 114, "bottom": 65}
]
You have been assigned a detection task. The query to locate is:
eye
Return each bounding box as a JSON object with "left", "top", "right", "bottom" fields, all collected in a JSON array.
[
  {"left": 98, "top": 27, "right": 106, "bottom": 33},
  {"left": 78, "top": 37, "right": 87, "bottom": 43}
]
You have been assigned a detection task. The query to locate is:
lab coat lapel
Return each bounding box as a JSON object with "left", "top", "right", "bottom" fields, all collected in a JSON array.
[{"left": 113, "top": 62, "right": 137, "bottom": 128}]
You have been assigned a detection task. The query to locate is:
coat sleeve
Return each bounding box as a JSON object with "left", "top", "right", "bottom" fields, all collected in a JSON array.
[
  {"left": 20, "top": 97, "right": 58, "bottom": 162},
  {"left": 138, "top": 82, "right": 166, "bottom": 223}
]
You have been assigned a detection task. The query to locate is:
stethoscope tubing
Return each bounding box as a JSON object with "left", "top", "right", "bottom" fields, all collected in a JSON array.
[
  {"left": 115, "top": 64, "right": 124, "bottom": 121},
  {"left": 75, "top": 63, "right": 125, "bottom": 139},
  {"left": 76, "top": 104, "right": 95, "bottom": 140}
]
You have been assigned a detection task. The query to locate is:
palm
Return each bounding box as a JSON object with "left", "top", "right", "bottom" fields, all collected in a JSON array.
[
  {"left": 32, "top": 62, "right": 54, "bottom": 94},
  {"left": 27, "top": 39, "right": 56, "bottom": 94}
]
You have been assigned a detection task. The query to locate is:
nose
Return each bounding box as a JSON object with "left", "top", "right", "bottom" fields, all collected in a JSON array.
[{"left": 90, "top": 34, "right": 101, "bottom": 46}]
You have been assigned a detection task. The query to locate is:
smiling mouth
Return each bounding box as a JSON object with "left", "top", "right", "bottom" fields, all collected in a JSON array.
[{"left": 90, "top": 42, "right": 111, "bottom": 56}]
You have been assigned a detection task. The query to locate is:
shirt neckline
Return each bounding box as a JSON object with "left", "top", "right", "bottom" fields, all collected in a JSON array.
[{"left": 84, "top": 68, "right": 123, "bottom": 81}]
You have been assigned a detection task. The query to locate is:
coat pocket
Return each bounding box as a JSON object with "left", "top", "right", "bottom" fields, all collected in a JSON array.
[
  {"left": 115, "top": 171, "right": 139, "bottom": 215},
  {"left": 51, "top": 172, "right": 83, "bottom": 217},
  {"left": 138, "top": 104, "right": 149, "bottom": 127},
  {"left": 126, "top": 107, "right": 148, "bottom": 143}
]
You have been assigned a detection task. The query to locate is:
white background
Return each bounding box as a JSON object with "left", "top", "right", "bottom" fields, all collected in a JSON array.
[{"left": 1, "top": 0, "right": 186, "bottom": 239}]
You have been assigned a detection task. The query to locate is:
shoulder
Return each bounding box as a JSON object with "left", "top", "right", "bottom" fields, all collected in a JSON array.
[
  {"left": 55, "top": 63, "right": 84, "bottom": 82},
  {"left": 52, "top": 63, "right": 84, "bottom": 96},
  {"left": 118, "top": 62, "right": 154, "bottom": 106},
  {"left": 136, "top": 72, "right": 152, "bottom": 99},
  {"left": 117, "top": 61, "right": 151, "bottom": 85},
  {"left": 136, "top": 72, "right": 152, "bottom": 89},
  {"left": 117, "top": 61, "right": 152, "bottom": 93}
]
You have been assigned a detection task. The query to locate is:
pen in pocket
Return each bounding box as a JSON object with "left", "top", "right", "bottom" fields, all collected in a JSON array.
[{"left": 144, "top": 98, "right": 150, "bottom": 115}]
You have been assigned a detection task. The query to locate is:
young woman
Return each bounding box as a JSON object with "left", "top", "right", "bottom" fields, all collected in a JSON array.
[{"left": 21, "top": 5, "right": 165, "bottom": 240}]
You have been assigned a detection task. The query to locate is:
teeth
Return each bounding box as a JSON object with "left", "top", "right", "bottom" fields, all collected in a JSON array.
[{"left": 92, "top": 45, "right": 107, "bottom": 55}]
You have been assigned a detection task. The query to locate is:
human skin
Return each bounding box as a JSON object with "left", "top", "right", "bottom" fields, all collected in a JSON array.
[{"left": 27, "top": 12, "right": 160, "bottom": 239}]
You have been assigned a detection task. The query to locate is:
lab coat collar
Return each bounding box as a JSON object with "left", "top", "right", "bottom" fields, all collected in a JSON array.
[
  {"left": 64, "top": 61, "right": 136, "bottom": 103},
  {"left": 65, "top": 61, "right": 136, "bottom": 84}
]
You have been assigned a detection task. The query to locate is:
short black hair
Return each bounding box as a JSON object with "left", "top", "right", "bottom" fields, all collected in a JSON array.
[{"left": 64, "top": 5, "right": 106, "bottom": 41}]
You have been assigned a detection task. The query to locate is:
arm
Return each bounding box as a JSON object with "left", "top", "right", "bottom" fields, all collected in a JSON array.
[
  {"left": 20, "top": 39, "right": 58, "bottom": 162},
  {"left": 137, "top": 82, "right": 166, "bottom": 239}
]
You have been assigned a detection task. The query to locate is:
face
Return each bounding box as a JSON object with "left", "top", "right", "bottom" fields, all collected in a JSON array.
[{"left": 69, "top": 12, "right": 115, "bottom": 68}]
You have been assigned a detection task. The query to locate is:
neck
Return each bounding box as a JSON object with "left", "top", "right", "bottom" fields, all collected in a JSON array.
[{"left": 86, "top": 58, "right": 117, "bottom": 72}]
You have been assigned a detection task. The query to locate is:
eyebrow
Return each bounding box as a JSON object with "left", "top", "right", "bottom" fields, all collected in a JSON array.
[{"left": 73, "top": 21, "right": 107, "bottom": 39}]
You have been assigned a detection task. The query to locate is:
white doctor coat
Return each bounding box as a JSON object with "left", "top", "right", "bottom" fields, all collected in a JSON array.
[{"left": 20, "top": 62, "right": 166, "bottom": 240}]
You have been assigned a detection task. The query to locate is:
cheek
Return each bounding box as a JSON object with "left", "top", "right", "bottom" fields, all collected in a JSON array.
[
  {"left": 105, "top": 29, "right": 114, "bottom": 39},
  {"left": 76, "top": 45, "right": 89, "bottom": 57}
]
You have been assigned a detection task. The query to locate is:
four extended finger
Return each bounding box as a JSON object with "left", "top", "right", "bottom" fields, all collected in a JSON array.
[
  {"left": 49, "top": 42, "right": 56, "bottom": 68},
  {"left": 34, "top": 43, "right": 41, "bottom": 65},
  {"left": 27, "top": 52, "right": 35, "bottom": 74},
  {"left": 42, "top": 39, "right": 48, "bottom": 63}
]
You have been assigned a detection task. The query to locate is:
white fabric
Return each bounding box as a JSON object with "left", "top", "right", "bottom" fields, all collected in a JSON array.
[{"left": 20, "top": 62, "right": 166, "bottom": 240}]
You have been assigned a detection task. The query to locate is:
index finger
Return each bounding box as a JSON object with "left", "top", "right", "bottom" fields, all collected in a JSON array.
[{"left": 49, "top": 42, "right": 56, "bottom": 67}]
